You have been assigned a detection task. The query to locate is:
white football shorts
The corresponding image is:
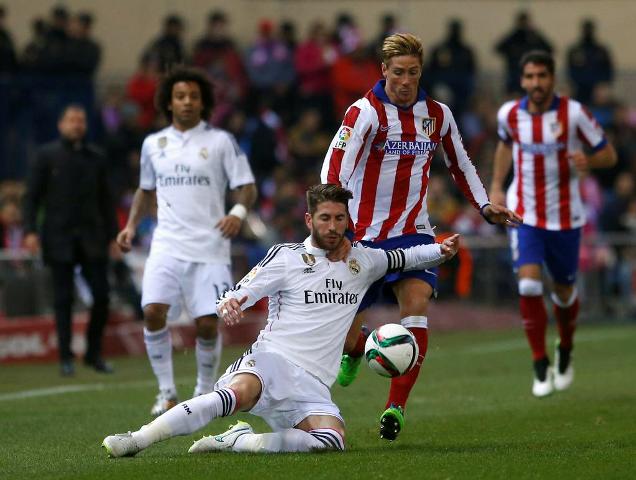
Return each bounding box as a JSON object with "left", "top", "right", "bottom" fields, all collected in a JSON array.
[
  {"left": 215, "top": 350, "right": 344, "bottom": 431},
  {"left": 141, "top": 252, "right": 233, "bottom": 319}
]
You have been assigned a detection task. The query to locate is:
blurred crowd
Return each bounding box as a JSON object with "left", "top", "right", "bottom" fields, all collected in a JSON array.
[{"left": 1, "top": 5, "right": 635, "bottom": 312}]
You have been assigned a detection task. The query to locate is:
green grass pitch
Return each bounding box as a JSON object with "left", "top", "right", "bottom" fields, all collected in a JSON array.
[{"left": 1, "top": 324, "right": 635, "bottom": 479}]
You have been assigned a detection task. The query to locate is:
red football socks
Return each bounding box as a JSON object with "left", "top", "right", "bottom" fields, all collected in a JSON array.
[
  {"left": 385, "top": 327, "right": 428, "bottom": 410},
  {"left": 520, "top": 295, "right": 549, "bottom": 360},
  {"left": 554, "top": 297, "right": 579, "bottom": 350}
]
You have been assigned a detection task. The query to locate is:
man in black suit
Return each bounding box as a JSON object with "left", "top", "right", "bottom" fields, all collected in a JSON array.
[{"left": 23, "top": 104, "right": 118, "bottom": 376}]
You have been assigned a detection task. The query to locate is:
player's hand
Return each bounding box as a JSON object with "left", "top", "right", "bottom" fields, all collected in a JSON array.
[
  {"left": 439, "top": 234, "right": 460, "bottom": 260},
  {"left": 327, "top": 237, "right": 352, "bottom": 262},
  {"left": 482, "top": 204, "right": 523, "bottom": 227},
  {"left": 218, "top": 296, "right": 248, "bottom": 326},
  {"left": 23, "top": 233, "right": 40, "bottom": 255},
  {"left": 216, "top": 215, "right": 242, "bottom": 238},
  {"left": 568, "top": 151, "right": 589, "bottom": 174},
  {"left": 116, "top": 226, "right": 136, "bottom": 253}
]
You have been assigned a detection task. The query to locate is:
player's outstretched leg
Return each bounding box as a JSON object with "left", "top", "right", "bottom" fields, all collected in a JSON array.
[
  {"left": 551, "top": 291, "right": 578, "bottom": 391},
  {"left": 144, "top": 326, "right": 179, "bottom": 416},
  {"left": 380, "top": 321, "right": 428, "bottom": 440},
  {"left": 337, "top": 326, "right": 369, "bottom": 387},
  {"left": 190, "top": 424, "right": 345, "bottom": 453},
  {"left": 102, "top": 388, "right": 238, "bottom": 458}
]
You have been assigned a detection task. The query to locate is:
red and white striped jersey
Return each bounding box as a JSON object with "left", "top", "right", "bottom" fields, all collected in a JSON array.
[
  {"left": 497, "top": 95, "right": 607, "bottom": 231},
  {"left": 321, "top": 80, "right": 489, "bottom": 242}
]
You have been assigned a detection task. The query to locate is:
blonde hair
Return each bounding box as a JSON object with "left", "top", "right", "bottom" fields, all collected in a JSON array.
[{"left": 381, "top": 33, "right": 424, "bottom": 65}]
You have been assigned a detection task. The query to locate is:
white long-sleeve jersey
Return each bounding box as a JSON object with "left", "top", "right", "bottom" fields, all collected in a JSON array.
[{"left": 217, "top": 236, "right": 446, "bottom": 387}]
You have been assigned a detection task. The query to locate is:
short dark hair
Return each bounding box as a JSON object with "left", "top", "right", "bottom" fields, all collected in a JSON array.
[
  {"left": 306, "top": 184, "right": 353, "bottom": 214},
  {"left": 58, "top": 103, "right": 86, "bottom": 121},
  {"left": 520, "top": 50, "right": 555, "bottom": 75},
  {"left": 155, "top": 67, "right": 214, "bottom": 122}
]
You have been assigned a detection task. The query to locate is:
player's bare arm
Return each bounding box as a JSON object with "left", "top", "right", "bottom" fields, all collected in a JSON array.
[
  {"left": 568, "top": 143, "right": 617, "bottom": 174},
  {"left": 216, "top": 182, "right": 257, "bottom": 239},
  {"left": 489, "top": 141, "right": 513, "bottom": 206},
  {"left": 116, "top": 188, "right": 156, "bottom": 252}
]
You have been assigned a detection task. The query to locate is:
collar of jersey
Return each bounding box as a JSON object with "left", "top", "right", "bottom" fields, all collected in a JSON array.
[
  {"left": 303, "top": 237, "right": 328, "bottom": 257},
  {"left": 519, "top": 94, "right": 560, "bottom": 114},
  {"left": 372, "top": 80, "right": 427, "bottom": 110},
  {"left": 168, "top": 120, "right": 206, "bottom": 139}
]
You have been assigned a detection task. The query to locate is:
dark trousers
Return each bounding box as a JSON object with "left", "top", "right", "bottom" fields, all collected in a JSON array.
[{"left": 50, "top": 259, "right": 110, "bottom": 362}]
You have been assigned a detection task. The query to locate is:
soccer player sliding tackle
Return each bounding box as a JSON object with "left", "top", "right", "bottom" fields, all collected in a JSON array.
[{"left": 102, "top": 184, "right": 459, "bottom": 456}]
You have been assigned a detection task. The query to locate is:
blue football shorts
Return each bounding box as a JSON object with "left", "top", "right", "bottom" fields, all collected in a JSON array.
[
  {"left": 358, "top": 233, "right": 438, "bottom": 312},
  {"left": 509, "top": 224, "right": 581, "bottom": 285}
]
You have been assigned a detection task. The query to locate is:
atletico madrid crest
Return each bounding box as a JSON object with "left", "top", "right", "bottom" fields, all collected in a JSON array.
[
  {"left": 550, "top": 121, "right": 563, "bottom": 138},
  {"left": 422, "top": 117, "right": 436, "bottom": 136}
]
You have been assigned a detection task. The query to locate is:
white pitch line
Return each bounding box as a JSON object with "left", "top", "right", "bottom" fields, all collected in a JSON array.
[{"left": 0, "top": 379, "right": 156, "bottom": 402}]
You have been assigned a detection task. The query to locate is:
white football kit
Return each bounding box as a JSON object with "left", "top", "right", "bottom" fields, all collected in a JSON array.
[
  {"left": 215, "top": 236, "right": 446, "bottom": 430},
  {"left": 139, "top": 121, "right": 255, "bottom": 317}
]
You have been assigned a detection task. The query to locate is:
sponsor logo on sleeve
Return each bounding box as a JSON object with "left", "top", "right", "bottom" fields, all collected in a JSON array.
[
  {"left": 239, "top": 266, "right": 260, "bottom": 285},
  {"left": 333, "top": 126, "right": 353, "bottom": 150}
]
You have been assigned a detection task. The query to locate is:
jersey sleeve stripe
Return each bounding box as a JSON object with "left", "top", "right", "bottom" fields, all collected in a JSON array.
[{"left": 435, "top": 100, "right": 482, "bottom": 210}]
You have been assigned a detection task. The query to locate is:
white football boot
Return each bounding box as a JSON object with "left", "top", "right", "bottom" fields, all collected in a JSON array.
[
  {"left": 188, "top": 421, "right": 253, "bottom": 453},
  {"left": 532, "top": 357, "right": 554, "bottom": 398},
  {"left": 102, "top": 432, "right": 141, "bottom": 458},
  {"left": 554, "top": 344, "right": 574, "bottom": 391},
  {"left": 150, "top": 390, "right": 178, "bottom": 417}
]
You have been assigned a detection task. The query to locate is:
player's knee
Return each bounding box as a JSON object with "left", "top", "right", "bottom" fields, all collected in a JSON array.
[
  {"left": 518, "top": 278, "right": 543, "bottom": 297},
  {"left": 398, "top": 296, "right": 430, "bottom": 316},
  {"left": 228, "top": 373, "right": 262, "bottom": 411},
  {"left": 143, "top": 304, "right": 168, "bottom": 330},
  {"left": 195, "top": 316, "right": 218, "bottom": 338}
]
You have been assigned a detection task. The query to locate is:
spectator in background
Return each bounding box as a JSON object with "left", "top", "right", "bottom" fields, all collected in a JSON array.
[
  {"left": 192, "top": 10, "right": 248, "bottom": 122},
  {"left": 567, "top": 19, "right": 614, "bottom": 104},
  {"left": 66, "top": 12, "right": 101, "bottom": 76},
  {"left": 0, "top": 5, "right": 16, "bottom": 74},
  {"left": 294, "top": 21, "right": 338, "bottom": 124},
  {"left": 38, "top": 5, "right": 70, "bottom": 73},
  {"left": 371, "top": 13, "right": 398, "bottom": 60},
  {"left": 245, "top": 19, "right": 295, "bottom": 121},
  {"left": 126, "top": 53, "right": 160, "bottom": 131},
  {"left": 144, "top": 14, "right": 185, "bottom": 73},
  {"left": 330, "top": 34, "right": 379, "bottom": 119},
  {"left": 20, "top": 17, "right": 47, "bottom": 71},
  {"left": 22, "top": 104, "right": 118, "bottom": 376},
  {"left": 287, "top": 108, "right": 331, "bottom": 174},
  {"left": 424, "top": 19, "right": 476, "bottom": 115},
  {"left": 279, "top": 19, "right": 297, "bottom": 54},
  {"left": 495, "top": 11, "right": 553, "bottom": 95},
  {"left": 0, "top": 195, "right": 23, "bottom": 252}
]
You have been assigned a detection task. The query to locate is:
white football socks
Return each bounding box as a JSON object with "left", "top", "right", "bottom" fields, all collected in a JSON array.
[
  {"left": 132, "top": 388, "right": 237, "bottom": 449},
  {"left": 233, "top": 428, "right": 344, "bottom": 453},
  {"left": 195, "top": 334, "right": 222, "bottom": 394},
  {"left": 144, "top": 327, "right": 176, "bottom": 395}
]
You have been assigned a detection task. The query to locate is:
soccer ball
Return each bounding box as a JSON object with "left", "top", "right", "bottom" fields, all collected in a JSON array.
[{"left": 364, "top": 324, "right": 419, "bottom": 377}]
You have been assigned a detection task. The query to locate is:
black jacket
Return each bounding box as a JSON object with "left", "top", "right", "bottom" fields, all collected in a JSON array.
[{"left": 23, "top": 138, "right": 118, "bottom": 263}]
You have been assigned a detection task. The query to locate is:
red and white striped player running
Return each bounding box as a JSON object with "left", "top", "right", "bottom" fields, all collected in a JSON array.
[
  {"left": 490, "top": 50, "right": 616, "bottom": 398},
  {"left": 321, "top": 32, "right": 520, "bottom": 441}
]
